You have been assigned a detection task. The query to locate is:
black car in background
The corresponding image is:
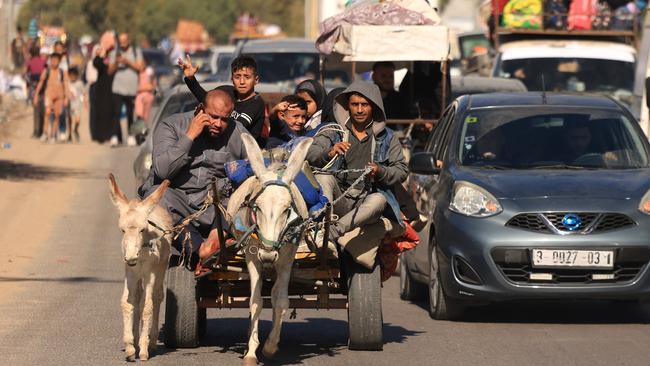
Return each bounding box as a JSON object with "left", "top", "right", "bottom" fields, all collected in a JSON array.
[{"left": 401, "top": 93, "right": 650, "bottom": 320}]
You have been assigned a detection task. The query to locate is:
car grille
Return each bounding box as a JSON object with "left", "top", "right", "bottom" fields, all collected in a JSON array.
[
  {"left": 506, "top": 213, "right": 635, "bottom": 234},
  {"left": 492, "top": 247, "right": 650, "bottom": 285}
]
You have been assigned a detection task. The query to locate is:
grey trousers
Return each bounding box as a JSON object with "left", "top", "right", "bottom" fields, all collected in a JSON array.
[{"left": 315, "top": 174, "right": 387, "bottom": 240}]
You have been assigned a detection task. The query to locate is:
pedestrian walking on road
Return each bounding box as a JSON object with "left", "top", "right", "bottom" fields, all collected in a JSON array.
[
  {"left": 108, "top": 32, "right": 144, "bottom": 147},
  {"left": 134, "top": 58, "right": 156, "bottom": 123},
  {"left": 10, "top": 26, "right": 27, "bottom": 72},
  {"left": 68, "top": 67, "right": 85, "bottom": 142},
  {"left": 33, "top": 53, "right": 69, "bottom": 143},
  {"left": 88, "top": 35, "right": 116, "bottom": 143},
  {"left": 25, "top": 44, "right": 47, "bottom": 138}
]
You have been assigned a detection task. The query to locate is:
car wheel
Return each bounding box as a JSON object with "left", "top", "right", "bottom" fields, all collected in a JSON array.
[
  {"left": 399, "top": 252, "right": 425, "bottom": 301},
  {"left": 428, "top": 242, "right": 465, "bottom": 321}
]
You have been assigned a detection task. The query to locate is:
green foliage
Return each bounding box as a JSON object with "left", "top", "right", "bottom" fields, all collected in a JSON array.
[
  {"left": 235, "top": 0, "right": 305, "bottom": 37},
  {"left": 18, "top": 0, "right": 305, "bottom": 44}
]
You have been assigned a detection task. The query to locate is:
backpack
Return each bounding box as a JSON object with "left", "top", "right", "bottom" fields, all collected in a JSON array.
[{"left": 40, "top": 68, "right": 64, "bottom": 96}]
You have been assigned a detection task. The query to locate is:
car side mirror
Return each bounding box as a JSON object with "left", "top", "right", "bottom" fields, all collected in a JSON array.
[{"left": 409, "top": 152, "right": 441, "bottom": 175}]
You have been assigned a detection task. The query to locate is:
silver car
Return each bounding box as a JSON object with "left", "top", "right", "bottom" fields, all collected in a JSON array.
[{"left": 401, "top": 92, "right": 650, "bottom": 320}]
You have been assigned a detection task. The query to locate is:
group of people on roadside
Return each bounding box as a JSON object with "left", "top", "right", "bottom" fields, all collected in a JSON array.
[
  {"left": 23, "top": 39, "right": 85, "bottom": 143},
  {"left": 20, "top": 28, "right": 156, "bottom": 146},
  {"left": 84, "top": 31, "right": 157, "bottom": 146},
  {"left": 139, "top": 52, "right": 413, "bottom": 273}
]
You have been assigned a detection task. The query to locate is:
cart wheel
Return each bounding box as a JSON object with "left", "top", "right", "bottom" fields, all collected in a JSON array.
[
  {"left": 164, "top": 266, "right": 201, "bottom": 348},
  {"left": 345, "top": 254, "right": 383, "bottom": 351}
]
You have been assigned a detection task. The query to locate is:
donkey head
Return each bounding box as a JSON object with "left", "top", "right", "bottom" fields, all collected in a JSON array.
[
  {"left": 241, "top": 134, "right": 313, "bottom": 263},
  {"left": 108, "top": 174, "right": 169, "bottom": 266}
]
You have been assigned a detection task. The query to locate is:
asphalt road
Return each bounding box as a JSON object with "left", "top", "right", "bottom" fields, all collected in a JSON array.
[{"left": 3, "top": 136, "right": 650, "bottom": 366}]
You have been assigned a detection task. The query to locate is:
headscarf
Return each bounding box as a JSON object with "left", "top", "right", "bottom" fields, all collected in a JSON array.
[
  {"left": 320, "top": 87, "right": 345, "bottom": 124},
  {"left": 294, "top": 79, "right": 326, "bottom": 111}
]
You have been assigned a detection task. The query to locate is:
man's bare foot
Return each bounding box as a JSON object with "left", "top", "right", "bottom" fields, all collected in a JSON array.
[{"left": 198, "top": 229, "right": 237, "bottom": 263}]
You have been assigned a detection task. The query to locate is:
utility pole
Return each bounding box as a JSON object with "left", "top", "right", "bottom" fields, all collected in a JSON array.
[
  {"left": 0, "top": 0, "right": 7, "bottom": 70},
  {"left": 1, "top": 0, "right": 24, "bottom": 71}
]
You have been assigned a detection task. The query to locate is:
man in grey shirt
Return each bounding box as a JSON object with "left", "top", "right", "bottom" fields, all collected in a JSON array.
[
  {"left": 109, "top": 32, "right": 143, "bottom": 146},
  {"left": 139, "top": 89, "right": 248, "bottom": 269}
]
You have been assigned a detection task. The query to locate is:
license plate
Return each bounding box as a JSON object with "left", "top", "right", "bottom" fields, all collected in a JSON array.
[{"left": 531, "top": 249, "right": 614, "bottom": 268}]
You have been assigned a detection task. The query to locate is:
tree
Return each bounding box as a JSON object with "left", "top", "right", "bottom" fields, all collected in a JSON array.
[
  {"left": 18, "top": 0, "right": 305, "bottom": 44},
  {"left": 236, "top": 0, "right": 305, "bottom": 37}
]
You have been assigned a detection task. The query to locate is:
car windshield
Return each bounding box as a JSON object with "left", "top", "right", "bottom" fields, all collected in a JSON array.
[
  {"left": 249, "top": 52, "right": 319, "bottom": 83},
  {"left": 459, "top": 107, "right": 649, "bottom": 169},
  {"left": 498, "top": 58, "right": 634, "bottom": 95}
]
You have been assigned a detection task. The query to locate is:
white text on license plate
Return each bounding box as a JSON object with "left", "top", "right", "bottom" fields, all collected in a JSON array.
[{"left": 532, "top": 249, "right": 614, "bottom": 268}]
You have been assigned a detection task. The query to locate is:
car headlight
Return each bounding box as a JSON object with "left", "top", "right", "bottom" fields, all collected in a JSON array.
[
  {"left": 449, "top": 181, "right": 502, "bottom": 217},
  {"left": 639, "top": 189, "right": 650, "bottom": 215},
  {"left": 144, "top": 154, "right": 153, "bottom": 171}
]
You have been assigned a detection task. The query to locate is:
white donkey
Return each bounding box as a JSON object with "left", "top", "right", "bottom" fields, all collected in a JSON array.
[
  {"left": 108, "top": 174, "right": 172, "bottom": 362},
  {"left": 228, "top": 134, "right": 312, "bottom": 365}
]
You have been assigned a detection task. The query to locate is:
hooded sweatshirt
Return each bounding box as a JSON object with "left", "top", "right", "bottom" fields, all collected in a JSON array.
[{"left": 306, "top": 80, "right": 407, "bottom": 188}]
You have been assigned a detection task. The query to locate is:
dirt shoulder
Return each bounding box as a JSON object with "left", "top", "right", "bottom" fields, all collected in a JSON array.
[{"left": 0, "top": 98, "right": 108, "bottom": 298}]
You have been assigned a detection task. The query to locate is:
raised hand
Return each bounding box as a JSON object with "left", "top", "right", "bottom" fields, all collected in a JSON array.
[{"left": 177, "top": 54, "right": 199, "bottom": 78}]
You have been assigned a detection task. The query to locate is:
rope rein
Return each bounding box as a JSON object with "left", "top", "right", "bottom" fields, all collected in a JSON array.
[{"left": 292, "top": 166, "right": 374, "bottom": 235}]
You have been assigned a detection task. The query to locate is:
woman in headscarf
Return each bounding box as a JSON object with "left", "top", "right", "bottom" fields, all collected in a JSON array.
[
  {"left": 89, "top": 34, "right": 116, "bottom": 143},
  {"left": 319, "top": 87, "right": 345, "bottom": 125},
  {"left": 294, "top": 79, "right": 325, "bottom": 131}
]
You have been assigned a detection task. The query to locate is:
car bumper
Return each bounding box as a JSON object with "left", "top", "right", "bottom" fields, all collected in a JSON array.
[{"left": 436, "top": 205, "right": 650, "bottom": 303}]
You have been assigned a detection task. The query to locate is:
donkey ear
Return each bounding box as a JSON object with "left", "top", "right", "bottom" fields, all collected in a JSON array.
[
  {"left": 282, "top": 137, "right": 313, "bottom": 184},
  {"left": 142, "top": 179, "right": 169, "bottom": 208},
  {"left": 241, "top": 133, "right": 268, "bottom": 180},
  {"left": 108, "top": 173, "right": 128, "bottom": 210}
]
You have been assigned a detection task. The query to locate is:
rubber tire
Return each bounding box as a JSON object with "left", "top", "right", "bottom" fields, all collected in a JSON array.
[
  {"left": 346, "top": 255, "right": 383, "bottom": 351},
  {"left": 399, "top": 252, "right": 426, "bottom": 301},
  {"left": 428, "top": 243, "right": 465, "bottom": 321},
  {"left": 164, "top": 266, "right": 200, "bottom": 348}
]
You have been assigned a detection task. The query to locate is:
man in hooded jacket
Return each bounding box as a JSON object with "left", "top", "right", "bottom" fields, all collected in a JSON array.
[{"left": 306, "top": 80, "right": 408, "bottom": 243}]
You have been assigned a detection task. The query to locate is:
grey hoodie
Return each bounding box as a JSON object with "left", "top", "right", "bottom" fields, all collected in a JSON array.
[{"left": 307, "top": 80, "right": 407, "bottom": 187}]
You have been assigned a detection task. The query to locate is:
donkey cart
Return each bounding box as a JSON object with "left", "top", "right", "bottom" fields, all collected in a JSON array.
[
  {"left": 163, "top": 240, "right": 383, "bottom": 351},
  {"left": 162, "top": 188, "right": 385, "bottom": 353}
]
